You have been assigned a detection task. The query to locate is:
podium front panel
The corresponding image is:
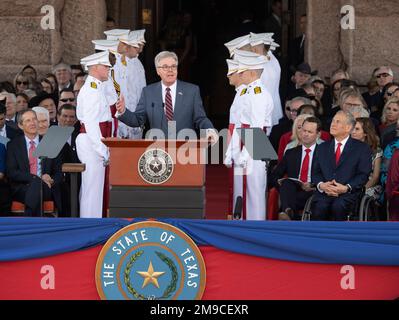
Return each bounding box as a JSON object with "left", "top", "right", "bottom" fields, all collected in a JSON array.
[{"left": 109, "top": 142, "right": 206, "bottom": 187}]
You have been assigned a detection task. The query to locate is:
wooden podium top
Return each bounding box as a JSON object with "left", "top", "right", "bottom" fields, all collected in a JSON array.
[{"left": 103, "top": 138, "right": 209, "bottom": 187}]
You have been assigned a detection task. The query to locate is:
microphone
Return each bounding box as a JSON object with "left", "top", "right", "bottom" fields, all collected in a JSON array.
[{"left": 233, "top": 196, "right": 243, "bottom": 220}]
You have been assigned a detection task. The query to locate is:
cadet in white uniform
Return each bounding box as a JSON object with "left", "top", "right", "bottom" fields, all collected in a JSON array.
[
  {"left": 249, "top": 32, "right": 283, "bottom": 127},
  {"left": 232, "top": 52, "right": 273, "bottom": 220},
  {"left": 92, "top": 39, "right": 120, "bottom": 137},
  {"left": 104, "top": 29, "right": 132, "bottom": 138},
  {"left": 76, "top": 51, "right": 113, "bottom": 218},
  {"left": 125, "top": 31, "right": 145, "bottom": 139},
  {"left": 224, "top": 59, "right": 249, "bottom": 215}
]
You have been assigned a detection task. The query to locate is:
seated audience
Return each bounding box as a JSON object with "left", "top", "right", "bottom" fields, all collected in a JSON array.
[
  {"left": 272, "top": 117, "right": 322, "bottom": 220},
  {"left": 53, "top": 63, "right": 74, "bottom": 92},
  {"left": 16, "top": 93, "right": 29, "bottom": 112},
  {"left": 0, "top": 103, "right": 20, "bottom": 142},
  {"left": 32, "top": 107, "right": 50, "bottom": 135},
  {"left": 40, "top": 78, "right": 54, "bottom": 94},
  {"left": 0, "top": 142, "right": 11, "bottom": 215},
  {"left": 21, "top": 65, "right": 37, "bottom": 82},
  {"left": 379, "top": 98, "right": 399, "bottom": 140},
  {"left": 311, "top": 111, "right": 372, "bottom": 221},
  {"left": 59, "top": 88, "right": 76, "bottom": 108},
  {"left": 30, "top": 93, "right": 58, "bottom": 125},
  {"left": 4, "top": 93, "right": 18, "bottom": 129},
  {"left": 57, "top": 104, "right": 80, "bottom": 217},
  {"left": 386, "top": 149, "right": 399, "bottom": 221},
  {"left": 14, "top": 72, "right": 31, "bottom": 94},
  {"left": 351, "top": 118, "right": 382, "bottom": 199},
  {"left": 269, "top": 99, "right": 293, "bottom": 152},
  {"left": 6, "top": 110, "right": 62, "bottom": 216}
]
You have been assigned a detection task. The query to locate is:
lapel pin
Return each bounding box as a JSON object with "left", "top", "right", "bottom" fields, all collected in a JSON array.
[{"left": 178, "top": 91, "right": 183, "bottom": 95}]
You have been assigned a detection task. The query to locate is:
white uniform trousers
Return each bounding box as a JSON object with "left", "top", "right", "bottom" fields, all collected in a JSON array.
[
  {"left": 76, "top": 134, "right": 105, "bottom": 218},
  {"left": 233, "top": 159, "right": 266, "bottom": 220}
]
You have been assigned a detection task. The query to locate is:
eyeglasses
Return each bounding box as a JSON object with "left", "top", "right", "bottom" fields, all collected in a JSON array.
[
  {"left": 157, "top": 65, "right": 178, "bottom": 71},
  {"left": 376, "top": 73, "right": 391, "bottom": 79},
  {"left": 285, "top": 107, "right": 298, "bottom": 114},
  {"left": 60, "top": 98, "right": 75, "bottom": 103},
  {"left": 344, "top": 102, "right": 362, "bottom": 108},
  {"left": 16, "top": 81, "right": 28, "bottom": 85}
]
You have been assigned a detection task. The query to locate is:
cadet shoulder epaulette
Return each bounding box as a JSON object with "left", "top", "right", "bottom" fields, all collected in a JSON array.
[
  {"left": 240, "top": 88, "right": 247, "bottom": 96},
  {"left": 254, "top": 86, "right": 262, "bottom": 94},
  {"left": 90, "top": 82, "right": 97, "bottom": 89}
]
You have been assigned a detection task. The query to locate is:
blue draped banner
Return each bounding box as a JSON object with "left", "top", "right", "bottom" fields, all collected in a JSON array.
[{"left": 1, "top": 218, "right": 399, "bottom": 265}]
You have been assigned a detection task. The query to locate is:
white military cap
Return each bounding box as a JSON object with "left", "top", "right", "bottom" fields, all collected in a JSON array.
[
  {"left": 226, "top": 59, "right": 243, "bottom": 76},
  {"left": 234, "top": 52, "right": 267, "bottom": 71},
  {"left": 92, "top": 39, "right": 118, "bottom": 53},
  {"left": 80, "top": 51, "right": 112, "bottom": 68},
  {"left": 249, "top": 32, "right": 280, "bottom": 50},
  {"left": 124, "top": 31, "right": 141, "bottom": 47},
  {"left": 233, "top": 49, "right": 262, "bottom": 59},
  {"left": 104, "top": 29, "right": 130, "bottom": 42},
  {"left": 133, "top": 29, "right": 146, "bottom": 44},
  {"left": 224, "top": 34, "right": 250, "bottom": 57}
]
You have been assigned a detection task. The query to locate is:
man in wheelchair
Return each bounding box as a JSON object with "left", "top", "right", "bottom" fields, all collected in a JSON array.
[{"left": 310, "top": 111, "right": 372, "bottom": 221}]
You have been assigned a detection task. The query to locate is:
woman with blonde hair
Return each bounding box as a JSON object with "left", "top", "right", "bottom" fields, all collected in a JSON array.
[
  {"left": 283, "top": 114, "right": 324, "bottom": 155},
  {"left": 380, "top": 97, "right": 399, "bottom": 133},
  {"left": 13, "top": 72, "right": 31, "bottom": 94}
]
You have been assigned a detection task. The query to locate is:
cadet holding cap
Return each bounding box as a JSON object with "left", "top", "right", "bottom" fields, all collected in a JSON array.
[{"left": 76, "top": 51, "right": 113, "bottom": 218}]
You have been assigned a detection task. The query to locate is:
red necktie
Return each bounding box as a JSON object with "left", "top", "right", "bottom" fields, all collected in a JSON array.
[
  {"left": 300, "top": 148, "right": 311, "bottom": 183},
  {"left": 165, "top": 87, "right": 174, "bottom": 121},
  {"left": 335, "top": 142, "right": 342, "bottom": 165},
  {"left": 29, "top": 140, "right": 38, "bottom": 175}
]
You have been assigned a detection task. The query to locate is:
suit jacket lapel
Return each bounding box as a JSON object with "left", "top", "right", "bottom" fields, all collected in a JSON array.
[
  {"left": 156, "top": 82, "right": 167, "bottom": 132},
  {"left": 173, "top": 80, "right": 184, "bottom": 124},
  {"left": 19, "top": 135, "right": 30, "bottom": 173},
  {"left": 329, "top": 140, "right": 336, "bottom": 169},
  {"left": 293, "top": 146, "right": 302, "bottom": 177}
]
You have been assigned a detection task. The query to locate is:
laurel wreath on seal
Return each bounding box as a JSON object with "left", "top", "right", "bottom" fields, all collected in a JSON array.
[{"left": 124, "top": 250, "right": 179, "bottom": 300}]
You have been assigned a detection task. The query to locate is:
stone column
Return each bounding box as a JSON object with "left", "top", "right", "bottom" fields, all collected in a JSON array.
[
  {"left": 307, "top": 0, "right": 399, "bottom": 85},
  {"left": 61, "top": 0, "right": 107, "bottom": 65},
  {"left": 0, "top": 0, "right": 64, "bottom": 81}
]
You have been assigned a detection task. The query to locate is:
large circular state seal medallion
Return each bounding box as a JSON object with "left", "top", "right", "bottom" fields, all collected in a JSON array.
[
  {"left": 95, "top": 221, "right": 206, "bottom": 300},
  {"left": 138, "top": 148, "right": 174, "bottom": 185}
]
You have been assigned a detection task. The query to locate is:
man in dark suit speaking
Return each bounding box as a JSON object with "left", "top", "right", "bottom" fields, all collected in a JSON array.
[
  {"left": 115, "top": 51, "right": 218, "bottom": 142},
  {"left": 311, "top": 110, "right": 372, "bottom": 221}
]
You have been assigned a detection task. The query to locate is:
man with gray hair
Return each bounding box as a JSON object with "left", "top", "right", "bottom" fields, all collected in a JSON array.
[
  {"left": 32, "top": 106, "right": 50, "bottom": 136},
  {"left": 53, "top": 63, "right": 73, "bottom": 92},
  {"left": 116, "top": 51, "right": 217, "bottom": 142},
  {"left": 311, "top": 110, "right": 372, "bottom": 221}
]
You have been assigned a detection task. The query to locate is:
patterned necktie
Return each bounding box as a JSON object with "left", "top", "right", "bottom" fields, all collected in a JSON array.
[
  {"left": 335, "top": 142, "right": 342, "bottom": 165},
  {"left": 165, "top": 87, "right": 174, "bottom": 121},
  {"left": 300, "top": 148, "right": 311, "bottom": 183},
  {"left": 29, "top": 140, "right": 38, "bottom": 175}
]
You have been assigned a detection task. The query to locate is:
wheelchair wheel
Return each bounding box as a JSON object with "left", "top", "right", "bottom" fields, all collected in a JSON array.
[{"left": 360, "top": 196, "right": 379, "bottom": 221}]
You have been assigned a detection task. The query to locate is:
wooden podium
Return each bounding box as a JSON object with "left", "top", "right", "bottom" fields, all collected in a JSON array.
[{"left": 103, "top": 138, "right": 209, "bottom": 219}]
